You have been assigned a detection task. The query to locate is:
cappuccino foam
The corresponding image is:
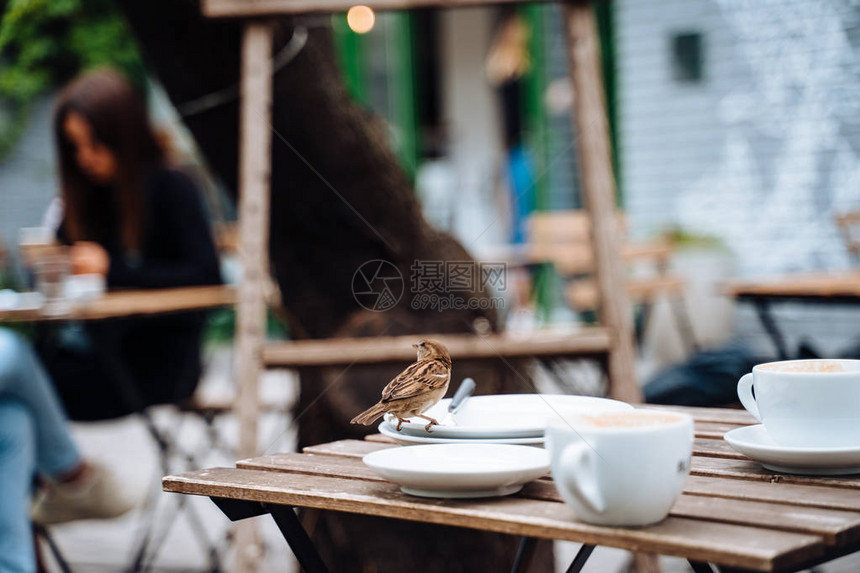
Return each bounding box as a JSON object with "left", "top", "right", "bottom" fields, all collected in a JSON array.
[
  {"left": 758, "top": 360, "right": 845, "bottom": 374},
  {"left": 580, "top": 412, "right": 683, "bottom": 428}
]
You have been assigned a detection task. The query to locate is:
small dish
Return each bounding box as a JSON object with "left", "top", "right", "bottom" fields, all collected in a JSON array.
[
  {"left": 363, "top": 443, "right": 550, "bottom": 498},
  {"left": 385, "top": 394, "right": 633, "bottom": 439},
  {"left": 378, "top": 421, "right": 545, "bottom": 446},
  {"left": 724, "top": 425, "right": 860, "bottom": 475}
]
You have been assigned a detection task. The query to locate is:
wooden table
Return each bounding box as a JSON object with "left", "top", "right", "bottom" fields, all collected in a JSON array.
[
  {"left": 0, "top": 285, "right": 236, "bottom": 322},
  {"left": 163, "top": 405, "right": 860, "bottom": 572},
  {"left": 724, "top": 272, "right": 860, "bottom": 359}
]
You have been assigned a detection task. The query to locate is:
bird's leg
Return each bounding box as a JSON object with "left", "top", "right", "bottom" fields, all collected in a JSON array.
[
  {"left": 416, "top": 414, "right": 439, "bottom": 433},
  {"left": 396, "top": 418, "right": 410, "bottom": 432}
]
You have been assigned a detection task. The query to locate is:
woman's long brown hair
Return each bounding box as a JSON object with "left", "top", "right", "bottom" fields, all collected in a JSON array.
[{"left": 54, "top": 69, "right": 163, "bottom": 252}]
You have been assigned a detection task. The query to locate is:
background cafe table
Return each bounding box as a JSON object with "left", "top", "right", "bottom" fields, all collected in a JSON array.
[
  {"left": 0, "top": 285, "right": 237, "bottom": 323},
  {"left": 0, "top": 284, "right": 237, "bottom": 455},
  {"left": 164, "top": 405, "right": 860, "bottom": 573},
  {"left": 724, "top": 271, "right": 860, "bottom": 361}
]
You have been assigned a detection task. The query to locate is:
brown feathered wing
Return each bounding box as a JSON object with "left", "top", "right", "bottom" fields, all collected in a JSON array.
[{"left": 381, "top": 359, "right": 450, "bottom": 402}]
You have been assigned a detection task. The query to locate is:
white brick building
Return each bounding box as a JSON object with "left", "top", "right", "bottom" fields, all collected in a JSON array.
[{"left": 614, "top": 0, "right": 860, "bottom": 357}]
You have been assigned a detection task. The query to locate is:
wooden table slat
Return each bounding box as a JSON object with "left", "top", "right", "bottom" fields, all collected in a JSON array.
[
  {"left": 239, "top": 452, "right": 860, "bottom": 546},
  {"left": 642, "top": 405, "right": 757, "bottom": 425},
  {"left": 691, "top": 457, "right": 860, "bottom": 489},
  {"left": 365, "top": 433, "right": 748, "bottom": 460},
  {"left": 365, "top": 434, "right": 747, "bottom": 459},
  {"left": 684, "top": 476, "right": 860, "bottom": 512},
  {"left": 303, "top": 439, "right": 391, "bottom": 458},
  {"left": 164, "top": 467, "right": 824, "bottom": 571},
  {"left": 693, "top": 438, "right": 749, "bottom": 460},
  {"left": 262, "top": 327, "right": 613, "bottom": 368},
  {"left": 693, "top": 422, "right": 749, "bottom": 439},
  {"left": 367, "top": 428, "right": 747, "bottom": 446}
]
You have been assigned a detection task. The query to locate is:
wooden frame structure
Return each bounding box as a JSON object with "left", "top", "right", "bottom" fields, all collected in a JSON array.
[{"left": 205, "top": 0, "right": 637, "bottom": 569}]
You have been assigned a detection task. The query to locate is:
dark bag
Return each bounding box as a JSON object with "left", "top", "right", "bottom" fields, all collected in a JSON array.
[{"left": 644, "top": 344, "right": 762, "bottom": 407}]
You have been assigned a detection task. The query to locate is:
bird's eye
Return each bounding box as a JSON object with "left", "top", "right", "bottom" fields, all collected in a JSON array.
[{"left": 420, "top": 342, "right": 426, "bottom": 347}]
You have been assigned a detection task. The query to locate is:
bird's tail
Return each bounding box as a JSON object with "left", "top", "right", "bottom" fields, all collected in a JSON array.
[{"left": 351, "top": 402, "right": 388, "bottom": 426}]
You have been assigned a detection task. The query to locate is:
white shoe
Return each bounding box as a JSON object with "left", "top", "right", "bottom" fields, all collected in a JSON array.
[{"left": 32, "top": 463, "right": 136, "bottom": 525}]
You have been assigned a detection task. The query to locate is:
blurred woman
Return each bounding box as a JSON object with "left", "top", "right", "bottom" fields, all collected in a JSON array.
[
  {"left": 0, "top": 68, "right": 221, "bottom": 572},
  {"left": 41, "top": 68, "right": 221, "bottom": 420}
]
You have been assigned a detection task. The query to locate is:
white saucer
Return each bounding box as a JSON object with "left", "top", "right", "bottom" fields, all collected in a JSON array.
[
  {"left": 379, "top": 421, "right": 545, "bottom": 446},
  {"left": 363, "top": 443, "right": 550, "bottom": 498},
  {"left": 385, "top": 394, "right": 632, "bottom": 439},
  {"left": 724, "top": 425, "right": 860, "bottom": 475}
]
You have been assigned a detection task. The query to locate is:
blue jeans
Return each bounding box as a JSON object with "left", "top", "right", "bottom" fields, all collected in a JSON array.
[{"left": 0, "top": 329, "right": 81, "bottom": 573}]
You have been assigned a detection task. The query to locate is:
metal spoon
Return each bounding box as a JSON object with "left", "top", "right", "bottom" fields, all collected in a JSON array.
[{"left": 441, "top": 378, "right": 476, "bottom": 426}]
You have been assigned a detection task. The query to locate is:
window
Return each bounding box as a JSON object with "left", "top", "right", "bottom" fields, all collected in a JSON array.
[{"left": 671, "top": 32, "right": 704, "bottom": 83}]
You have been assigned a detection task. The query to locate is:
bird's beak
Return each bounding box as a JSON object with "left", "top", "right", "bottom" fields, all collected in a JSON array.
[{"left": 412, "top": 343, "right": 419, "bottom": 349}]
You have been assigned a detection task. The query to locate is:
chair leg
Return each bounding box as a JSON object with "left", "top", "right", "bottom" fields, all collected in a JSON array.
[
  {"left": 140, "top": 493, "right": 223, "bottom": 573},
  {"left": 129, "top": 411, "right": 224, "bottom": 573},
  {"left": 752, "top": 300, "right": 790, "bottom": 360},
  {"left": 33, "top": 524, "right": 73, "bottom": 573},
  {"left": 635, "top": 302, "right": 652, "bottom": 346},
  {"left": 127, "top": 414, "right": 174, "bottom": 572},
  {"left": 669, "top": 296, "right": 700, "bottom": 354},
  {"left": 128, "top": 482, "right": 162, "bottom": 573}
]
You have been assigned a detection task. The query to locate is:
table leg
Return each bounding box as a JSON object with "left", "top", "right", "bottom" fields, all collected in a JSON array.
[
  {"left": 210, "top": 497, "right": 266, "bottom": 521},
  {"left": 564, "top": 544, "right": 595, "bottom": 573},
  {"left": 264, "top": 505, "right": 330, "bottom": 573},
  {"left": 210, "top": 498, "right": 329, "bottom": 573},
  {"left": 752, "top": 300, "right": 791, "bottom": 360},
  {"left": 511, "top": 536, "right": 537, "bottom": 573}
]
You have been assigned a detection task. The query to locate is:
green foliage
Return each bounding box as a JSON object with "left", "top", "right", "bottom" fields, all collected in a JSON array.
[
  {"left": 202, "top": 308, "right": 290, "bottom": 346},
  {"left": 664, "top": 227, "right": 726, "bottom": 250},
  {"left": 0, "top": 0, "right": 146, "bottom": 160}
]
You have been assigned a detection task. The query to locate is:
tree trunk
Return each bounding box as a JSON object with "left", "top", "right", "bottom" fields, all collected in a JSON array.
[{"left": 117, "top": 3, "right": 551, "bottom": 571}]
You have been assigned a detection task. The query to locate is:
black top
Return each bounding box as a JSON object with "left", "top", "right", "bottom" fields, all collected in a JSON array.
[
  {"left": 42, "top": 166, "right": 222, "bottom": 421},
  {"left": 497, "top": 78, "right": 523, "bottom": 150},
  {"left": 60, "top": 166, "right": 221, "bottom": 289}
]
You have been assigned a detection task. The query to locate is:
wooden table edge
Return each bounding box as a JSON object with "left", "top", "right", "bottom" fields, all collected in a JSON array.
[{"left": 162, "top": 469, "right": 826, "bottom": 572}]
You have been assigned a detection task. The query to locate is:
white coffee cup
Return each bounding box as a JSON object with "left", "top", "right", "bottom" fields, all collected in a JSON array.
[
  {"left": 64, "top": 273, "right": 106, "bottom": 302},
  {"left": 545, "top": 410, "right": 693, "bottom": 527},
  {"left": 737, "top": 359, "right": 860, "bottom": 448}
]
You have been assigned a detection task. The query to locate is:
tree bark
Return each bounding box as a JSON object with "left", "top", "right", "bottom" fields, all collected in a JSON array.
[{"left": 117, "top": 2, "right": 551, "bottom": 571}]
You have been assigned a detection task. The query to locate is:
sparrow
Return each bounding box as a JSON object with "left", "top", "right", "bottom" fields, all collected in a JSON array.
[{"left": 351, "top": 339, "right": 452, "bottom": 432}]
